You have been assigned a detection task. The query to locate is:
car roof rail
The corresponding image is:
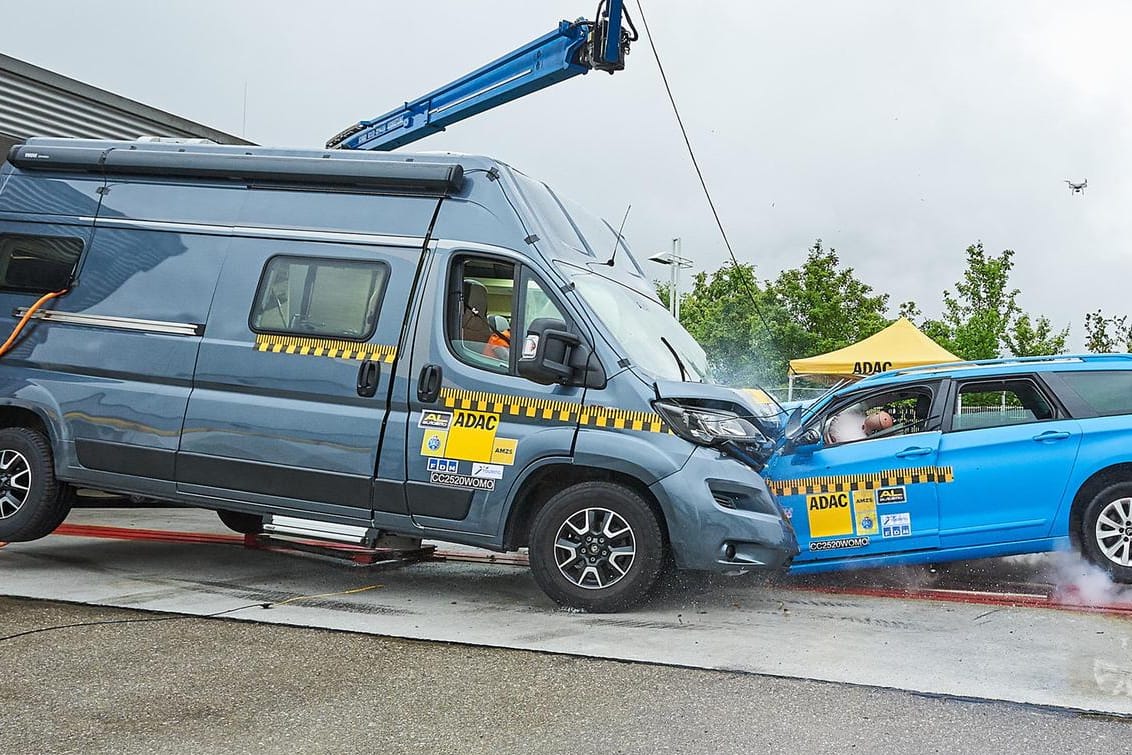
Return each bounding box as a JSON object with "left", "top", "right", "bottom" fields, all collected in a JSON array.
[{"left": 877, "top": 353, "right": 1132, "bottom": 381}]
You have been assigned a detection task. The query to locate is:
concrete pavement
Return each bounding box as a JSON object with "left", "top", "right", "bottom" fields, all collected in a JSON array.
[
  {"left": 2, "top": 597, "right": 1130, "bottom": 755},
  {"left": 3, "top": 507, "right": 1132, "bottom": 719}
]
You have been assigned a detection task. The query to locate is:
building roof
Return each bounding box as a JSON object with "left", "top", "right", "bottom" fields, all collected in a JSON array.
[{"left": 0, "top": 53, "right": 252, "bottom": 146}]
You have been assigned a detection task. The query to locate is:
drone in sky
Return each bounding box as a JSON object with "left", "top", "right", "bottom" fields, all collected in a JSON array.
[{"left": 1065, "top": 179, "right": 1088, "bottom": 195}]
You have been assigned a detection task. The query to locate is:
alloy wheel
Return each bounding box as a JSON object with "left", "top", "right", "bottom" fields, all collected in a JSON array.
[
  {"left": 554, "top": 507, "right": 636, "bottom": 590},
  {"left": 1094, "top": 496, "right": 1132, "bottom": 567},
  {"left": 0, "top": 449, "right": 32, "bottom": 520}
]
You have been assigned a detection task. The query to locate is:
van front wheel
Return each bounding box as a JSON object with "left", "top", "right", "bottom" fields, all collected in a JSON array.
[
  {"left": 0, "top": 427, "right": 70, "bottom": 542},
  {"left": 528, "top": 481, "right": 665, "bottom": 612}
]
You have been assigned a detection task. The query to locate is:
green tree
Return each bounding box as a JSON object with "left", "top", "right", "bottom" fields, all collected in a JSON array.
[
  {"left": 1084, "top": 310, "right": 1132, "bottom": 353},
  {"left": 678, "top": 262, "right": 773, "bottom": 385},
  {"left": 940, "top": 243, "right": 1019, "bottom": 359},
  {"left": 679, "top": 240, "right": 890, "bottom": 385},
  {"left": 904, "top": 243, "right": 1066, "bottom": 360},
  {"left": 1005, "top": 314, "right": 1069, "bottom": 357}
]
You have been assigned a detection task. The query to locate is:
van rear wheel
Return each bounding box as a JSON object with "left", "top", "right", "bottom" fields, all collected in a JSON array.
[
  {"left": 528, "top": 481, "right": 665, "bottom": 612},
  {"left": 1081, "top": 482, "right": 1132, "bottom": 583},
  {"left": 0, "top": 427, "right": 70, "bottom": 542}
]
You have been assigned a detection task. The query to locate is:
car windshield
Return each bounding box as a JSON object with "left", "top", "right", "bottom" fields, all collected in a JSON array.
[{"left": 565, "top": 266, "right": 708, "bottom": 383}]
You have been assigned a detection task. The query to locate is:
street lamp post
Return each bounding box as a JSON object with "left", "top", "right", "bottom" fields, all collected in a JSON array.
[{"left": 648, "top": 238, "right": 694, "bottom": 321}]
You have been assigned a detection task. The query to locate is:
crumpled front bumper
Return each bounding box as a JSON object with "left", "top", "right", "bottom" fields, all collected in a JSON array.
[{"left": 649, "top": 446, "right": 798, "bottom": 572}]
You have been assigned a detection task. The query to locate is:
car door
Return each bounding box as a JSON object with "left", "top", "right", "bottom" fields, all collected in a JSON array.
[
  {"left": 177, "top": 234, "right": 420, "bottom": 521},
  {"left": 402, "top": 248, "right": 583, "bottom": 536},
  {"left": 935, "top": 375, "right": 1082, "bottom": 548},
  {"left": 764, "top": 381, "right": 945, "bottom": 562}
]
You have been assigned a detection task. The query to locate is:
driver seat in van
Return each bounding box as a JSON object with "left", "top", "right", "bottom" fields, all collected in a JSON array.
[{"left": 461, "top": 279, "right": 493, "bottom": 344}]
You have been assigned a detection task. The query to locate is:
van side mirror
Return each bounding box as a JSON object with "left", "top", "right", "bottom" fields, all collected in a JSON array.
[{"left": 518, "top": 317, "right": 605, "bottom": 388}]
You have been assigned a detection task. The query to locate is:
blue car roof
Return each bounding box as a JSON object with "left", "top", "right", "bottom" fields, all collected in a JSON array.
[{"left": 851, "top": 354, "right": 1132, "bottom": 390}]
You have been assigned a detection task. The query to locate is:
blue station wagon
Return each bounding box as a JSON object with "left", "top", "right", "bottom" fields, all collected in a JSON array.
[{"left": 762, "top": 355, "right": 1132, "bottom": 581}]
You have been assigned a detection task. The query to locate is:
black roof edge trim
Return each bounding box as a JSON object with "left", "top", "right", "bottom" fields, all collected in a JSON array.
[{"left": 6, "top": 144, "right": 465, "bottom": 195}]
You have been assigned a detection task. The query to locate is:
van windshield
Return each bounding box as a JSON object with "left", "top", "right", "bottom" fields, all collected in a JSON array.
[
  {"left": 565, "top": 267, "right": 708, "bottom": 383},
  {"left": 512, "top": 172, "right": 647, "bottom": 279}
]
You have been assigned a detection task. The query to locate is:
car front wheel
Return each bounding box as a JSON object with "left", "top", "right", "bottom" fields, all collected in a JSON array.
[
  {"left": 1081, "top": 482, "right": 1132, "bottom": 583},
  {"left": 528, "top": 481, "right": 665, "bottom": 612}
]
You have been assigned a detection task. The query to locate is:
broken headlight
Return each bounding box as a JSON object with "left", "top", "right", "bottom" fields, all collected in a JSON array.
[{"left": 653, "top": 400, "right": 766, "bottom": 447}]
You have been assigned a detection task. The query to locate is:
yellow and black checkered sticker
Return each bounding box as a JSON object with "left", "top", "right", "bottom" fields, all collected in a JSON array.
[
  {"left": 765, "top": 466, "right": 954, "bottom": 497},
  {"left": 439, "top": 388, "right": 670, "bottom": 434},
  {"left": 254, "top": 334, "right": 397, "bottom": 363}
]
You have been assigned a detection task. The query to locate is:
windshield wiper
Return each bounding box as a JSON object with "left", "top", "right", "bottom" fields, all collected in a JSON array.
[{"left": 660, "top": 336, "right": 688, "bottom": 381}]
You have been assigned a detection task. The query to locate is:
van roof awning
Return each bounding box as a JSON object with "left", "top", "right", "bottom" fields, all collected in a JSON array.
[{"left": 7, "top": 142, "right": 465, "bottom": 195}]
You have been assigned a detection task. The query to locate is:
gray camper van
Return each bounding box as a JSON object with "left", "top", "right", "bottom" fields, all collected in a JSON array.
[{"left": 0, "top": 138, "right": 796, "bottom": 611}]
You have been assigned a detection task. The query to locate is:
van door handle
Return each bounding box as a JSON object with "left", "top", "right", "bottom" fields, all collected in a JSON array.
[
  {"left": 1033, "top": 430, "right": 1071, "bottom": 442},
  {"left": 895, "top": 446, "right": 933, "bottom": 459},
  {"left": 356, "top": 360, "right": 380, "bottom": 398},
  {"left": 418, "top": 364, "right": 443, "bottom": 403}
]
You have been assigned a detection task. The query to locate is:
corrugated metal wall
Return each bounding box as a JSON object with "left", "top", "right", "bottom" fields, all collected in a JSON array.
[{"left": 0, "top": 53, "right": 251, "bottom": 145}]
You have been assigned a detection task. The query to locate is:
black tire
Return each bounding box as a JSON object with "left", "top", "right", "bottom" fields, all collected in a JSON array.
[
  {"left": 0, "top": 427, "right": 70, "bottom": 542},
  {"left": 216, "top": 509, "right": 263, "bottom": 535},
  {"left": 1080, "top": 482, "right": 1132, "bottom": 583},
  {"left": 528, "top": 481, "right": 665, "bottom": 612}
]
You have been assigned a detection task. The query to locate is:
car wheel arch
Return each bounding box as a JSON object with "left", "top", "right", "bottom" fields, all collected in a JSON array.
[{"left": 1069, "top": 463, "right": 1132, "bottom": 549}]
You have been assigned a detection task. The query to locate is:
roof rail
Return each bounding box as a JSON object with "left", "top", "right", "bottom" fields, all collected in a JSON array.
[{"left": 880, "top": 353, "right": 1132, "bottom": 380}]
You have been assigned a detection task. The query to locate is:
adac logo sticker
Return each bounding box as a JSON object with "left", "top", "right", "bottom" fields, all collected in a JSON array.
[
  {"left": 419, "top": 410, "right": 453, "bottom": 430},
  {"left": 444, "top": 409, "right": 500, "bottom": 463},
  {"left": 877, "top": 486, "right": 907, "bottom": 505},
  {"left": 852, "top": 490, "right": 878, "bottom": 535},
  {"left": 881, "top": 512, "right": 912, "bottom": 538},
  {"left": 806, "top": 492, "right": 853, "bottom": 538},
  {"left": 421, "top": 429, "right": 448, "bottom": 457},
  {"left": 426, "top": 458, "right": 459, "bottom": 474}
]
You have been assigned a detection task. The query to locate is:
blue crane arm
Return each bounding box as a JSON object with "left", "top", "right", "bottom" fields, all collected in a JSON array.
[{"left": 328, "top": 1, "right": 632, "bottom": 151}]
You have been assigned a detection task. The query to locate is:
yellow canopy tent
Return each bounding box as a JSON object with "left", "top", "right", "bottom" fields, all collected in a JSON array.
[{"left": 786, "top": 318, "right": 960, "bottom": 399}]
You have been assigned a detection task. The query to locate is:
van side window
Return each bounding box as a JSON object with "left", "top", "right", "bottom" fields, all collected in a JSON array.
[
  {"left": 446, "top": 256, "right": 571, "bottom": 376},
  {"left": 250, "top": 257, "right": 388, "bottom": 340},
  {"left": 448, "top": 257, "right": 517, "bottom": 374},
  {"left": 0, "top": 234, "right": 83, "bottom": 293}
]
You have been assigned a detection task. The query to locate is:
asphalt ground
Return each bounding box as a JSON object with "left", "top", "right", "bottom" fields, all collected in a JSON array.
[{"left": 2, "top": 597, "right": 1129, "bottom": 755}]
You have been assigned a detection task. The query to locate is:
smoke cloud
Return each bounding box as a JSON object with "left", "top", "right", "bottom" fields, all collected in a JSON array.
[{"left": 1042, "top": 551, "right": 1132, "bottom": 608}]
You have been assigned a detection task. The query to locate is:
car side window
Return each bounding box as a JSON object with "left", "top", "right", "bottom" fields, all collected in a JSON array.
[
  {"left": 822, "top": 386, "right": 935, "bottom": 446},
  {"left": 950, "top": 378, "right": 1055, "bottom": 431},
  {"left": 446, "top": 256, "right": 570, "bottom": 377},
  {"left": 1058, "top": 371, "right": 1132, "bottom": 417},
  {"left": 250, "top": 256, "right": 388, "bottom": 340}
]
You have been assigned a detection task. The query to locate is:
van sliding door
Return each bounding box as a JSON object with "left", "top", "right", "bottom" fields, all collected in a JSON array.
[{"left": 176, "top": 232, "right": 423, "bottom": 522}]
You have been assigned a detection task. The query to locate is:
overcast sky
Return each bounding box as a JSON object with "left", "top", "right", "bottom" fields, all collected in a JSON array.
[{"left": 4, "top": 1, "right": 1130, "bottom": 346}]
